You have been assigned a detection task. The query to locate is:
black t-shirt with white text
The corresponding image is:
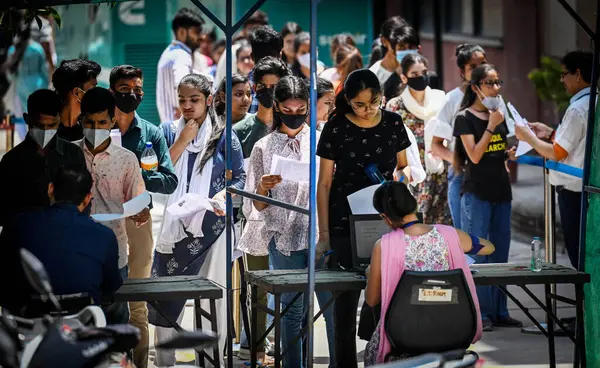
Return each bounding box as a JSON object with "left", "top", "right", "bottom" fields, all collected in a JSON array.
[{"left": 453, "top": 110, "right": 512, "bottom": 203}]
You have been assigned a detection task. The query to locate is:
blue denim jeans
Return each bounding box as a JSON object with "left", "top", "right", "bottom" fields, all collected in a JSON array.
[
  {"left": 447, "top": 167, "right": 463, "bottom": 230},
  {"left": 268, "top": 239, "right": 336, "bottom": 368},
  {"left": 461, "top": 192, "right": 511, "bottom": 321}
]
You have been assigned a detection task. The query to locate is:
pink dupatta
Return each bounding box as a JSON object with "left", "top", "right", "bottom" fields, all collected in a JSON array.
[{"left": 375, "top": 225, "right": 483, "bottom": 363}]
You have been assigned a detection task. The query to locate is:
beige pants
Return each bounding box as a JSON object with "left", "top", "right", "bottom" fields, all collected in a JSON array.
[{"left": 126, "top": 216, "right": 154, "bottom": 368}]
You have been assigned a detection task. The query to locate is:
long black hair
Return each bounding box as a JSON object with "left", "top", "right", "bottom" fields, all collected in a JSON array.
[
  {"left": 373, "top": 181, "right": 418, "bottom": 229},
  {"left": 213, "top": 73, "right": 249, "bottom": 117},
  {"left": 455, "top": 44, "right": 486, "bottom": 80},
  {"left": 333, "top": 68, "right": 381, "bottom": 117},
  {"left": 453, "top": 64, "right": 499, "bottom": 172},
  {"left": 178, "top": 74, "right": 222, "bottom": 173},
  {"left": 316, "top": 77, "right": 334, "bottom": 99},
  {"left": 272, "top": 75, "right": 309, "bottom": 130},
  {"left": 291, "top": 32, "right": 311, "bottom": 79}
]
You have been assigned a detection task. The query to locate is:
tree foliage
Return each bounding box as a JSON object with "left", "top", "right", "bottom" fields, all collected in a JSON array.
[{"left": 528, "top": 56, "right": 570, "bottom": 113}]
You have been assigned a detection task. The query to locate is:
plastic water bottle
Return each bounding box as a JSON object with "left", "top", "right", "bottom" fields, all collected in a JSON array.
[
  {"left": 531, "top": 237, "right": 543, "bottom": 272},
  {"left": 140, "top": 142, "right": 158, "bottom": 171},
  {"left": 365, "top": 164, "right": 386, "bottom": 184}
]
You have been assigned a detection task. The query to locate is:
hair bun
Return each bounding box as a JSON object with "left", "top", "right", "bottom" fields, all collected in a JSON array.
[{"left": 455, "top": 43, "right": 469, "bottom": 57}]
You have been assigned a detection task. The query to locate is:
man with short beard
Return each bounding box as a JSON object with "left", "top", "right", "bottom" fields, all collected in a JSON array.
[{"left": 156, "top": 7, "right": 204, "bottom": 123}]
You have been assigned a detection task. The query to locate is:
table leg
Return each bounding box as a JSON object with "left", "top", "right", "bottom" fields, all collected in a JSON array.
[
  {"left": 545, "top": 284, "right": 556, "bottom": 368},
  {"left": 195, "top": 298, "right": 206, "bottom": 368},
  {"left": 251, "top": 285, "right": 258, "bottom": 368},
  {"left": 209, "top": 299, "right": 221, "bottom": 368},
  {"left": 575, "top": 284, "right": 586, "bottom": 368},
  {"left": 274, "top": 293, "right": 281, "bottom": 368}
]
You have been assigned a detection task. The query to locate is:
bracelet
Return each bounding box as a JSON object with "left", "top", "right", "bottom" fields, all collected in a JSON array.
[{"left": 485, "top": 128, "right": 494, "bottom": 135}]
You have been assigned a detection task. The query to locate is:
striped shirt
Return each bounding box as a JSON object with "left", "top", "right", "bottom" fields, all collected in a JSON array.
[{"left": 156, "top": 41, "right": 193, "bottom": 123}]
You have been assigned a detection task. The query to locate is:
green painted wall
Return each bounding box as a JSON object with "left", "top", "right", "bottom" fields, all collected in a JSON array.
[
  {"left": 236, "top": 0, "right": 374, "bottom": 67},
  {"left": 585, "top": 102, "right": 600, "bottom": 367}
]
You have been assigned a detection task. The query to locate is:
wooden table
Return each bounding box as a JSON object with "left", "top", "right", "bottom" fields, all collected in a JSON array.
[
  {"left": 246, "top": 264, "right": 590, "bottom": 368},
  {"left": 115, "top": 275, "right": 223, "bottom": 368}
]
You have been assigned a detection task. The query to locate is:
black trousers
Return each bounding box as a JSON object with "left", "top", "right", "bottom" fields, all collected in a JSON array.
[
  {"left": 329, "top": 235, "right": 361, "bottom": 368},
  {"left": 557, "top": 188, "right": 582, "bottom": 269}
]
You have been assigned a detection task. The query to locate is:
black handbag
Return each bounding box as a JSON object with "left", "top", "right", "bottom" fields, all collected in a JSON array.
[{"left": 357, "top": 301, "right": 381, "bottom": 341}]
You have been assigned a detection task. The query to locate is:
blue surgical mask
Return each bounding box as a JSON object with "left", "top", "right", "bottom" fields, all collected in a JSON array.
[{"left": 396, "top": 49, "right": 419, "bottom": 63}]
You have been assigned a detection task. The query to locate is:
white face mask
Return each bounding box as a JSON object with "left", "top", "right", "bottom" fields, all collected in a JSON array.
[
  {"left": 477, "top": 87, "right": 502, "bottom": 111},
  {"left": 29, "top": 128, "right": 57, "bottom": 148},
  {"left": 83, "top": 128, "right": 111, "bottom": 149},
  {"left": 298, "top": 53, "right": 311, "bottom": 68}
]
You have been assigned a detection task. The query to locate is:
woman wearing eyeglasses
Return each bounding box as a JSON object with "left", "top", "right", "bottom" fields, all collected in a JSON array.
[
  {"left": 453, "top": 64, "right": 521, "bottom": 331},
  {"left": 317, "top": 69, "right": 411, "bottom": 367}
]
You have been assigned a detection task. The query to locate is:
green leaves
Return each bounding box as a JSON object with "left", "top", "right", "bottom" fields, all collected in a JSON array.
[{"left": 528, "top": 56, "right": 570, "bottom": 113}]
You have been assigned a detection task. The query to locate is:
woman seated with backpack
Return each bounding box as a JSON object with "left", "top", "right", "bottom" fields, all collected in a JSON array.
[{"left": 363, "top": 181, "right": 495, "bottom": 365}]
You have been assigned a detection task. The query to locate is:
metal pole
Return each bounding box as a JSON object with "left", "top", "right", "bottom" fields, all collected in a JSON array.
[
  {"left": 544, "top": 165, "right": 558, "bottom": 327},
  {"left": 432, "top": 0, "right": 444, "bottom": 90},
  {"left": 306, "top": 0, "right": 319, "bottom": 366},
  {"left": 225, "top": 1, "right": 233, "bottom": 367},
  {"left": 578, "top": 0, "right": 600, "bottom": 273}
]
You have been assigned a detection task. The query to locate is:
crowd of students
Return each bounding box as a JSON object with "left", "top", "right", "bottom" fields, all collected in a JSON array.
[{"left": 0, "top": 5, "right": 595, "bottom": 368}]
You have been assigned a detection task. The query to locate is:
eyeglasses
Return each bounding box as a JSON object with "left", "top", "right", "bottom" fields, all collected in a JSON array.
[
  {"left": 349, "top": 99, "right": 381, "bottom": 112},
  {"left": 479, "top": 80, "right": 504, "bottom": 87},
  {"left": 560, "top": 71, "right": 573, "bottom": 78}
]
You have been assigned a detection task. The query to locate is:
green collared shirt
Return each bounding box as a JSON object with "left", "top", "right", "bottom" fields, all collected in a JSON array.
[{"left": 121, "top": 113, "right": 178, "bottom": 195}]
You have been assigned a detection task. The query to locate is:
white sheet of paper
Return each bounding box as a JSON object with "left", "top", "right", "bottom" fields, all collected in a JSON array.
[
  {"left": 507, "top": 102, "right": 534, "bottom": 156},
  {"left": 465, "top": 255, "right": 476, "bottom": 266},
  {"left": 166, "top": 193, "right": 222, "bottom": 219},
  {"left": 270, "top": 154, "right": 311, "bottom": 182},
  {"left": 347, "top": 184, "right": 381, "bottom": 215},
  {"left": 110, "top": 129, "right": 122, "bottom": 147},
  {"left": 91, "top": 191, "right": 151, "bottom": 222},
  {"left": 243, "top": 158, "right": 250, "bottom": 172}
]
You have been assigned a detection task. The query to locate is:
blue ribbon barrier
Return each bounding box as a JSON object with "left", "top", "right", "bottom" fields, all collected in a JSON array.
[{"left": 515, "top": 156, "right": 583, "bottom": 178}]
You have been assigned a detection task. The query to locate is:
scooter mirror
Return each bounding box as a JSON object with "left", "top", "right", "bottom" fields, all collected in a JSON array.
[
  {"left": 155, "top": 330, "right": 219, "bottom": 350},
  {"left": 20, "top": 249, "right": 61, "bottom": 312}
]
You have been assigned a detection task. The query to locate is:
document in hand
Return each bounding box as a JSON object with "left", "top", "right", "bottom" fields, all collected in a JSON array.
[
  {"left": 506, "top": 102, "right": 535, "bottom": 157},
  {"left": 91, "top": 191, "right": 151, "bottom": 222},
  {"left": 270, "top": 154, "right": 312, "bottom": 182},
  {"left": 166, "top": 193, "right": 224, "bottom": 219},
  {"left": 347, "top": 184, "right": 381, "bottom": 215}
]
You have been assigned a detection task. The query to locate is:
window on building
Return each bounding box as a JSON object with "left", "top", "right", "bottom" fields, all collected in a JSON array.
[{"left": 402, "top": 0, "right": 503, "bottom": 39}]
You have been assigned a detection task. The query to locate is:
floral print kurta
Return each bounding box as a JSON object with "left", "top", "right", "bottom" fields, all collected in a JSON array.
[{"left": 387, "top": 98, "right": 452, "bottom": 225}]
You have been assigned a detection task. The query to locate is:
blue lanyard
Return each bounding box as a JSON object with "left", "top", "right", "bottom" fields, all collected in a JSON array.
[
  {"left": 572, "top": 93, "right": 590, "bottom": 103},
  {"left": 401, "top": 220, "right": 422, "bottom": 229}
]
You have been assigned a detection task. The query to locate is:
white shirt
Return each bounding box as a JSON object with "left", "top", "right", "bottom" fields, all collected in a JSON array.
[
  {"left": 156, "top": 41, "right": 193, "bottom": 123},
  {"left": 550, "top": 87, "right": 593, "bottom": 192},
  {"left": 369, "top": 60, "right": 393, "bottom": 86},
  {"left": 431, "top": 87, "right": 464, "bottom": 151}
]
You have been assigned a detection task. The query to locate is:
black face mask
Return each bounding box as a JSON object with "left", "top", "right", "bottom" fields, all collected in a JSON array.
[
  {"left": 256, "top": 88, "right": 274, "bottom": 108},
  {"left": 114, "top": 92, "right": 143, "bottom": 113},
  {"left": 406, "top": 75, "right": 429, "bottom": 91},
  {"left": 278, "top": 112, "right": 306, "bottom": 130}
]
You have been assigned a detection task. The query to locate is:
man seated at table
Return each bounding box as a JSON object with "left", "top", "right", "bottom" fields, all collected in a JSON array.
[{"left": 0, "top": 165, "right": 124, "bottom": 321}]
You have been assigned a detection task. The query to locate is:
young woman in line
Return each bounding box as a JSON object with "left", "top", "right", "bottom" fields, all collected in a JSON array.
[
  {"left": 363, "top": 181, "right": 491, "bottom": 365},
  {"left": 281, "top": 21, "right": 303, "bottom": 68},
  {"left": 315, "top": 77, "right": 335, "bottom": 130},
  {"left": 317, "top": 68, "right": 412, "bottom": 368},
  {"left": 386, "top": 54, "right": 449, "bottom": 224},
  {"left": 151, "top": 74, "right": 246, "bottom": 366},
  {"left": 453, "top": 64, "right": 520, "bottom": 331},
  {"left": 213, "top": 73, "right": 252, "bottom": 125},
  {"left": 238, "top": 75, "right": 335, "bottom": 368}
]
